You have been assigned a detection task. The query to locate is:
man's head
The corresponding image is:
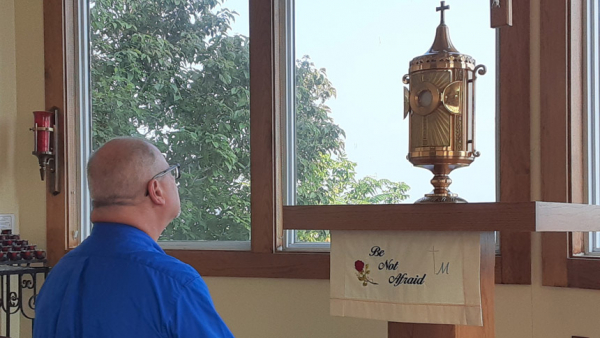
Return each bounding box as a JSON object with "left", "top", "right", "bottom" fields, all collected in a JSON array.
[{"left": 87, "top": 137, "right": 180, "bottom": 239}]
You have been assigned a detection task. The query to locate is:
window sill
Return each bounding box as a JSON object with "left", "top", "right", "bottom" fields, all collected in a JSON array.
[
  {"left": 167, "top": 250, "right": 330, "bottom": 279},
  {"left": 159, "top": 241, "right": 251, "bottom": 251}
]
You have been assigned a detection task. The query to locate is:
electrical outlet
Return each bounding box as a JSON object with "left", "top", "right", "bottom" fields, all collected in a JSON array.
[{"left": 0, "top": 214, "right": 15, "bottom": 231}]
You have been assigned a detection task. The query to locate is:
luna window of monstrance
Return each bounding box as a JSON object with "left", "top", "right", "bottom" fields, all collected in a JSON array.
[{"left": 403, "top": 1, "right": 486, "bottom": 204}]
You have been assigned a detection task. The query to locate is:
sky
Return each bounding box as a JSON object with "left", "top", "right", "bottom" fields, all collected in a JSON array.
[{"left": 221, "top": 0, "right": 496, "bottom": 204}]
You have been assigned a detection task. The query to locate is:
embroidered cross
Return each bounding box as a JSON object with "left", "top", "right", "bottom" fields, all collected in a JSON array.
[{"left": 429, "top": 246, "right": 439, "bottom": 274}]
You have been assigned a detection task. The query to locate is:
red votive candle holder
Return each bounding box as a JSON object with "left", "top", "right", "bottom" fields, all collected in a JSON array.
[
  {"left": 21, "top": 251, "right": 34, "bottom": 260},
  {"left": 8, "top": 251, "right": 20, "bottom": 261},
  {"left": 35, "top": 250, "right": 46, "bottom": 260},
  {"left": 33, "top": 111, "right": 54, "bottom": 153}
]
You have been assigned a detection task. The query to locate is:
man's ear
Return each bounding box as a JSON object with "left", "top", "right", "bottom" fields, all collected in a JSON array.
[{"left": 147, "top": 179, "right": 167, "bottom": 205}]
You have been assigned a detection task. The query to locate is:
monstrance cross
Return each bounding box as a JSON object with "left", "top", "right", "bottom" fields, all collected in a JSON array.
[{"left": 436, "top": 1, "right": 450, "bottom": 24}]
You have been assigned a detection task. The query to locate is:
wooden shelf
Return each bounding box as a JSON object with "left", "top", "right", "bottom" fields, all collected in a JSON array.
[{"left": 282, "top": 202, "right": 600, "bottom": 232}]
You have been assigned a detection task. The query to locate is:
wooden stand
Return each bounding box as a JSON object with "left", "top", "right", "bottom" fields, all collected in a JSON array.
[{"left": 283, "top": 201, "right": 600, "bottom": 338}]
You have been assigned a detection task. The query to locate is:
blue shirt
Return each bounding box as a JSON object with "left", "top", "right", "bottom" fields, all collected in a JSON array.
[{"left": 34, "top": 222, "right": 234, "bottom": 338}]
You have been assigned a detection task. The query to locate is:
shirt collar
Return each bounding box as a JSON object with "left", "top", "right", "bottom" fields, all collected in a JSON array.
[{"left": 89, "top": 222, "right": 165, "bottom": 254}]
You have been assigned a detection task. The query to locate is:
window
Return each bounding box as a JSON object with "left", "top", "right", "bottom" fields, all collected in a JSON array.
[
  {"left": 84, "top": 0, "right": 252, "bottom": 248},
  {"left": 287, "top": 0, "right": 497, "bottom": 248},
  {"left": 45, "top": 0, "right": 532, "bottom": 282}
]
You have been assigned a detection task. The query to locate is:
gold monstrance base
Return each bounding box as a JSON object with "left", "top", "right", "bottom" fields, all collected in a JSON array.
[
  {"left": 414, "top": 165, "right": 468, "bottom": 204},
  {"left": 415, "top": 192, "right": 467, "bottom": 204}
]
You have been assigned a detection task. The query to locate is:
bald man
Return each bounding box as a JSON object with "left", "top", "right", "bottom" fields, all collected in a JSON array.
[{"left": 34, "top": 138, "right": 234, "bottom": 338}]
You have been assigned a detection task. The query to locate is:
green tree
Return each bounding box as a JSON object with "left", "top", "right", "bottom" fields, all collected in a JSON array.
[{"left": 90, "top": 0, "right": 409, "bottom": 242}]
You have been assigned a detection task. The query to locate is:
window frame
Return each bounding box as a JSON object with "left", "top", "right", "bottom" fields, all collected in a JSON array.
[
  {"left": 540, "top": 0, "right": 600, "bottom": 290},
  {"left": 44, "top": 0, "right": 533, "bottom": 283}
]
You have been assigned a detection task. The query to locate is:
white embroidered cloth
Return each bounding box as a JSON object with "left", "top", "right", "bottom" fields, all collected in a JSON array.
[{"left": 330, "top": 231, "right": 483, "bottom": 326}]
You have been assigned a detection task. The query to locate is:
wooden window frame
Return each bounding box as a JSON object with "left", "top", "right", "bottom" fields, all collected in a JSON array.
[
  {"left": 541, "top": 0, "right": 600, "bottom": 290},
  {"left": 495, "top": 0, "right": 532, "bottom": 285},
  {"left": 44, "top": 0, "right": 532, "bottom": 283}
]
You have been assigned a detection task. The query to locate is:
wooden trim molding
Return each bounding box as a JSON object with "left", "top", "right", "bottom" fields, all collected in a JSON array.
[
  {"left": 497, "top": 0, "right": 532, "bottom": 285},
  {"left": 568, "top": 0, "right": 586, "bottom": 206},
  {"left": 540, "top": 0, "right": 570, "bottom": 286},
  {"left": 167, "top": 250, "right": 329, "bottom": 279},
  {"left": 249, "top": 0, "right": 279, "bottom": 254},
  {"left": 541, "top": 0, "right": 591, "bottom": 288},
  {"left": 43, "top": 0, "right": 80, "bottom": 267},
  {"left": 567, "top": 0, "right": 587, "bottom": 259},
  {"left": 540, "top": 0, "right": 570, "bottom": 205},
  {"left": 543, "top": 241, "right": 600, "bottom": 290},
  {"left": 565, "top": 258, "right": 600, "bottom": 289},
  {"left": 494, "top": 256, "right": 502, "bottom": 284}
]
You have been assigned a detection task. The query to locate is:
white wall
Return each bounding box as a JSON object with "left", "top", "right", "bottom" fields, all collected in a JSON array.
[{"left": 0, "top": 1, "right": 46, "bottom": 336}]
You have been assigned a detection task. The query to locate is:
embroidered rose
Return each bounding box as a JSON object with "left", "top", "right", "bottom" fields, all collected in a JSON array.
[
  {"left": 355, "top": 260, "right": 365, "bottom": 273},
  {"left": 354, "top": 260, "right": 377, "bottom": 286}
]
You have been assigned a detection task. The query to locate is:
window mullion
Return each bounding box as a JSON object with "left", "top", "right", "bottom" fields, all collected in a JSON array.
[
  {"left": 282, "top": 0, "right": 298, "bottom": 248},
  {"left": 587, "top": 0, "right": 600, "bottom": 253},
  {"left": 77, "top": 0, "right": 92, "bottom": 242},
  {"left": 249, "top": 0, "right": 279, "bottom": 253}
]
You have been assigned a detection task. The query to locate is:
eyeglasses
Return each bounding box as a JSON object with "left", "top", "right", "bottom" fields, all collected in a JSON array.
[
  {"left": 145, "top": 163, "right": 180, "bottom": 196},
  {"left": 152, "top": 163, "right": 181, "bottom": 181}
]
